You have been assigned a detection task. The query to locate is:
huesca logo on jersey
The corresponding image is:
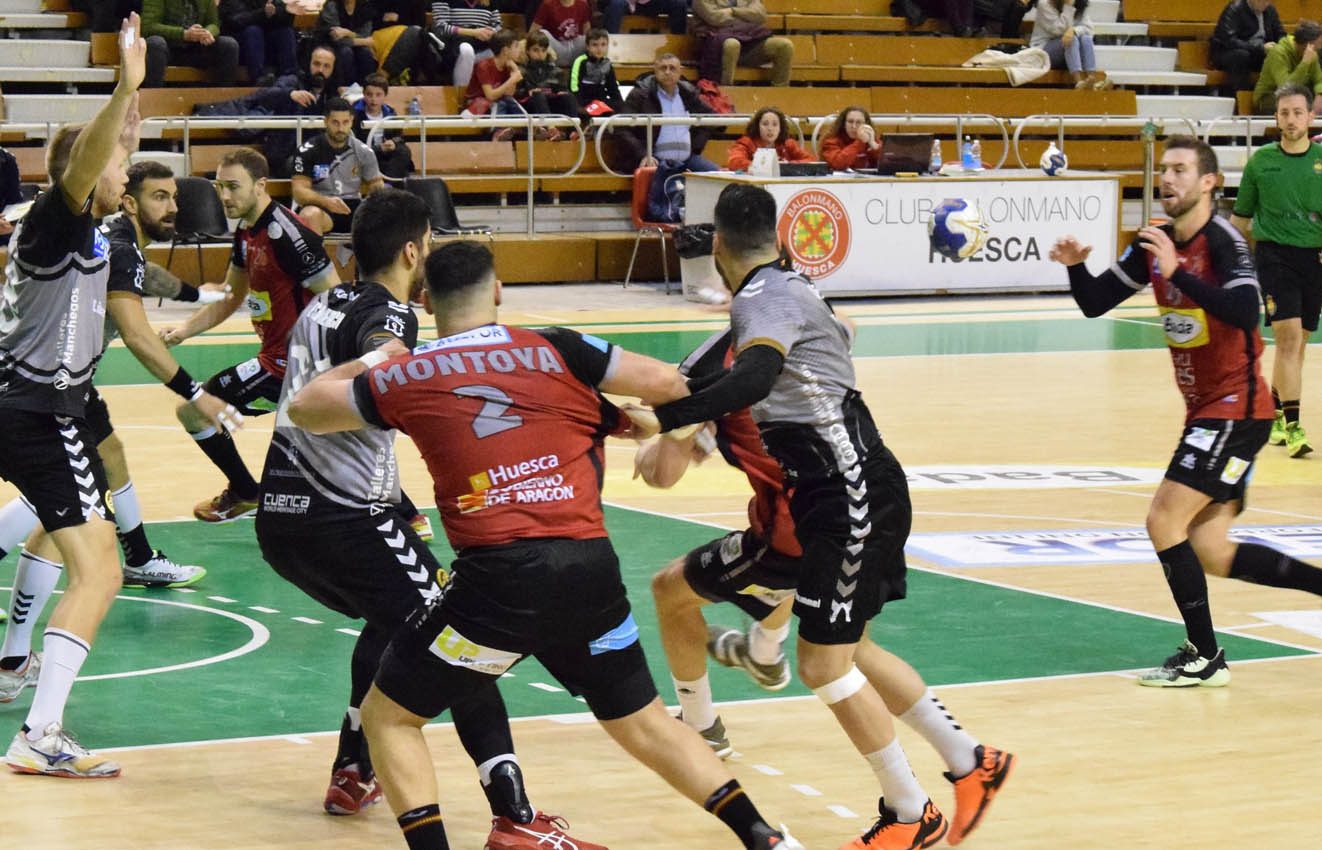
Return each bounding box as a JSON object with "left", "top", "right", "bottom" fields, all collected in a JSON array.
[{"left": 777, "top": 189, "right": 851, "bottom": 278}]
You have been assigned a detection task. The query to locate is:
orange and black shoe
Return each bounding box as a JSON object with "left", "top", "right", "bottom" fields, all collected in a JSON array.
[
  {"left": 840, "top": 798, "right": 947, "bottom": 850},
  {"left": 945, "top": 745, "right": 1014, "bottom": 845}
]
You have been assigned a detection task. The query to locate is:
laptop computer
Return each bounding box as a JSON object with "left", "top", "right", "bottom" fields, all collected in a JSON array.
[{"left": 874, "top": 132, "right": 936, "bottom": 175}]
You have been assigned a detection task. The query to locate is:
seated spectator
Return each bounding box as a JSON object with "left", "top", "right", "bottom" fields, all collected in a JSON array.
[
  {"left": 93, "top": 0, "right": 142, "bottom": 33},
  {"left": 220, "top": 1, "right": 298, "bottom": 88},
  {"left": 0, "top": 145, "right": 21, "bottom": 247},
  {"left": 143, "top": 0, "right": 241, "bottom": 88},
  {"left": 292, "top": 97, "right": 385, "bottom": 234},
  {"left": 1253, "top": 19, "right": 1322, "bottom": 112},
  {"left": 371, "top": 0, "right": 427, "bottom": 84},
  {"left": 463, "top": 29, "right": 529, "bottom": 141},
  {"left": 819, "top": 105, "right": 881, "bottom": 171},
  {"left": 518, "top": 31, "right": 581, "bottom": 138},
  {"left": 430, "top": 0, "right": 503, "bottom": 87},
  {"left": 974, "top": 0, "right": 1035, "bottom": 40},
  {"left": 726, "top": 106, "right": 814, "bottom": 170},
  {"left": 570, "top": 28, "right": 625, "bottom": 115},
  {"left": 920, "top": 0, "right": 977, "bottom": 38},
  {"left": 604, "top": 0, "right": 688, "bottom": 36},
  {"left": 1213, "top": 1, "right": 1285, "bottom": 98},
  {"left": 317, "top": 0, "right": 380, "bottom": 90},
  {"left": 353, "top": 72, "right": 415, "bottom": 179},
  {"left": 693, "top": 0, "right": 792, "bottom": 86},
  {"left": 1030, "top": 0, "right": 1109, "bottom": 89},
  {"left": 618, "top": 53, "right": 718, "bottom": 173},
  {"left": 530, "top": 0, "right": 591, "bottom": 67}
]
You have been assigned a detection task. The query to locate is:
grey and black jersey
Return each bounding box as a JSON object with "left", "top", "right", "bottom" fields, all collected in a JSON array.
[
  {"left": 730, "top": 260, "right": 869, "bottom": 477},
  {"left": 101, "top": 213, "right": 146, "bottom": 350},
  {"left": 291, "top": 134, "right": 381, "bottom": 201},
  {"left": 264, "top": 281, "right": 418, "bottom": 510},
  {"left": 0, "top": 186, "right": 108, "bottom": 416}
]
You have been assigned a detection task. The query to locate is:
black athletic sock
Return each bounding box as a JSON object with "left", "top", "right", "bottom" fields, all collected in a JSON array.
[
  {"left": 397, "top": 489, "right": 419, "bottom": 520},
  {"left": 450, "top": 683, "right": 529, "bottom": 820},
  {"left": 335, "top": 625, "right": 390, "bottom": 776},
  {"left": 1273, "top": 387, "right": 1282, "bottom": 412},
  {"left": 118, "top": 524, "right": 155, "bottom": 568},
  {"left": 194, "top": 430, "right": 259, "bottom": 498},
  {"left": 398, "top": 804, "right": 449, "bottom": 850},
  {"left": 1157, "top": 541, "right": 1219, "bottom": 658},
  {"left": 1230, "top": 542, "right": 1322, "bottom": 597},
  {"left": 1283, "top": 400, "right": 1301, "bottom": 426},
  {"left": 704, "top": 779, "right": 771, "bottom": 850},
  {"left": 482, "top": 760, "right": 534, "bottom": 823}
]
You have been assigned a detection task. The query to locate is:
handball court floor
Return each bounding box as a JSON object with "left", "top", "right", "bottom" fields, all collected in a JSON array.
[{"left": 2, "top": 285, "right": 1321, "bottom": 849}]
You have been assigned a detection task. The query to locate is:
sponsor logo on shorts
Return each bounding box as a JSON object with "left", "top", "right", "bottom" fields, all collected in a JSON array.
[
  {"left": 1220, "top": 456, "right": 1250, "bottom": 485},
  {"left": 1180, "top": 452, "right": 1197, "bottom": 469},
  {"left": 1183, "top": 427, "right": 1218, "bottom": 452},
  {"left": 263, "top": 493, "right": 311, "bottom": 514},
  {"left": 429, "top": 624, "right": 521, "bottom": 675},
  {"left": 235, "top": 357, "right": 263, "bottom": 383}
]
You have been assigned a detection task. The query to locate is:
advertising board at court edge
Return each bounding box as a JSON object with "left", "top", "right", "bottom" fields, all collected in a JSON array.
[{"left": 770, "top": 177, "right": 1119, "bottom": 295}]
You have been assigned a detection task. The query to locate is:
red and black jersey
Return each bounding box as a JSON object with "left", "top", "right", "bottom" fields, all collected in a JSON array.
[
  {"left": 1111, "top": 216, "right": 1273, "bottom": 423},
  {"left": 230, "top": 201, "right": 332, "bottom": 377},
  {"left": 353, "top": 323, "right": 625, "bottom": 550},
  {"left": 680, "top": 330, "right": 800, "bottom": 558}
]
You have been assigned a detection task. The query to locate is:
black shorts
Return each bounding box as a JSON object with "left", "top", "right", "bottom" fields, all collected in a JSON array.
[
  {"left": 0, "top": 408, "right": 111, "bottom": 533},
  {"left": 204, "top": 357, "right": 283, "bottom": 417},
  {"left": 790, "top": 444, "right": 911, "bottom": 646},
  {"left": 1164, "top": 417, "right": 1271, "bottom": 505},
  {"left": 1256, "top": 241, "right": 1322, "bottom": 331},
  {"left": 84, "top": 387, "right": 114, "bottom": 445},
  {"left": 375, "top": 537, "right": 657, "bottom": 722},
  {"left": 255, "top": 497, "right": 446, "bottom": 628},
  {"left": 683, "top": 528, "right": 800, "bottom": 621}
]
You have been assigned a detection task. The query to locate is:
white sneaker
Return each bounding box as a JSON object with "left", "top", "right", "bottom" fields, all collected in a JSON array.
[
  {"left": 6, "top": 722, "right": 120, "bottom": 778},
  {"left": 122, "top": 551, "right": 206, "bottom": 588},
  {"left": 0, "top": 653, "right": 40, "bottom": 703},
  {"left": 1136, "top": 640, "right": 1230, "bottom": 688}
]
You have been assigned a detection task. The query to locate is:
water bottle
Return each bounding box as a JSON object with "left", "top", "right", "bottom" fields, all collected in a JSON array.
[
  {"left": 960, "top": 136, "right": 976, "bottom": 170},
  {"left": 971, "top": 137, "right": 983, "bottom": 170},
  {"left": 929, "top": 138, "right": 942, "bottom": 174},
  {"left": 408, "top": 96, "right": 421, "bottom": 116}
]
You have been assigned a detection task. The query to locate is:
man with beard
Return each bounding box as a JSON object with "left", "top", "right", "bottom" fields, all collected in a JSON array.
[
  {"left": 292, "top": 97, "right": 384, "bottom": 235},
  {"left": 1052, "top": 136, "right": 1322, "bottom": 688}
]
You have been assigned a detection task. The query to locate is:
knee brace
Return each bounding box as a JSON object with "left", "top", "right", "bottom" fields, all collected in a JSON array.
[{"left": 811, "top": 665, "right": 867, "bottom": 705}]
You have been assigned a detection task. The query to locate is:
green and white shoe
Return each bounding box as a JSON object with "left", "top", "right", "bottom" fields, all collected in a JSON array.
[
  {"left": 1136, "top": 641, "right": 1230, "bottom": 688},
  {"left": 1269, "top": 412, "right": 1288, "bottom": 446},
  {"left": 1286, "top": 422, "right": 1313, "bottom": 458}
]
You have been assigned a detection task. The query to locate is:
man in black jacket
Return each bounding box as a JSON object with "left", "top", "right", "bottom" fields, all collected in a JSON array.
[
  {"left": 618, "top": 54, "right": 719, "bottom": 173},
  {"left": 1211, "top": 0, "right": 1286, "bottom": 97},
  {"left": 220, "top": 0, "right": 299, "bottom": 87}
]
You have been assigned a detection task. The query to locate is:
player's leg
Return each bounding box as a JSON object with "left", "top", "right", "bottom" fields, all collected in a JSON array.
[
  {"left": 0, "top": 526, "right": 58, "bottom": 703},
  {"left": 0, "top": 495, "right": 40, "bottom": 561},
  {"left": 179, "top": 359, "right": 277, "bottom": 521},
  {"left": 1190, "top": 495, "right": 1322, "bottom": 597},
  {"left": 299, "top": 205, "right": 334, "bottom": 236}
]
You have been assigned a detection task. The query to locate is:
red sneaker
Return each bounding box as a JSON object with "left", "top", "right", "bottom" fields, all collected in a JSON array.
[
  {"left": 485, "top": 811, "right": 608, "bottom": 850},
  {"left": 945, "top": 745, "right": 1014, "bottom": 845},
  {"left": 324, "top": 766, "right": 382, "bottom": 815},
  {"left": 193, "top": 488, "right": 259, "bottom": 523}
]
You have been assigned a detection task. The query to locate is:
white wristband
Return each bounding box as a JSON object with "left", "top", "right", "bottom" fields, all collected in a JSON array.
[{"left": 358, "top": 350, "right": 389, "bottom": 369}]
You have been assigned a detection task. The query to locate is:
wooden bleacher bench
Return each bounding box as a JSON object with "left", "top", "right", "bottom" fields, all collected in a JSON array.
[
  {"left": 814, "top": 34, "right": 1005, "bottom": 67},
  {"left": 841, "top": 65, "right": 1070, "bottom": 85},
  {"left": 763, "top": 0, "right": 887, "bottom": 15},
  {"left": 608, "top": 33, "right": 833, "bottom": 83}
]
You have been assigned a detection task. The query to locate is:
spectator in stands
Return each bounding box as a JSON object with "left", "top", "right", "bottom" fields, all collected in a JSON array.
[
  {"left": 570, "top": 27, "right": 625, "bottom": 115},
  {"left": 604, "top": 0, "right": 688, "bottom": 36},
  {"left": 1212, "top": 1, "right": 1285, "bottom": 98},
  {"left": 920, "top": 0, "right": 977, "bottom": 38},
  {"left": 693, "top": 0, "right": 792, "bottom": 86},
  {"left": 371, "top": 1, "right": 427, "bottom": 84},
  {"left": 518, "top": 30, "right": 581, "bottom": 138},
  {"left": 463, "top": 29, "right": 528, "bottom": 141},
  {"left": 220, "top": 0, "right": 299, "bottom": 88},
  {"left": 353, "top": 72, "right": 415, "bottom": 179},
  {"left": 1030, "top": 0, "right": 1109, "bottom": 90},
  {"left": 1253, "top": 20, "right": 1322, "bottom": 113},
  {"left": 530, "top": 0, "right": 591, "bottom": 67},
  {"left": 974, "top": 0, "right": 1035, "bottom": 40},
  {"left": 431, "top": 0, "right": 504, "bottom": 87},
  {"left": 820, "top": 105, "right": 881, "bottom": 171},
  {"left": 618, "top": 53, "right": 718, "bottom": 173},
  {"left": 317, "top": 0, "right": 381, "bottom": 90},
  {"left": 93, "top": 1, "right": 142, "bottom": 33},
  {"left": 292, "top": 96, "right": 385, "bottom": 234},
  {"left": 726, "top": 107, "right": 814, "bottom": 171},
  {"left": 0, "top": 145, "right": 21, "bottom": 247},
  {"left": 143, "top": 0, "right": 241, "bottom": 88}
]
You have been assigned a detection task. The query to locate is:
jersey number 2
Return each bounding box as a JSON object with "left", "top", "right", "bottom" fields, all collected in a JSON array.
[{"left": 454, "top": 385, "right": 524, "bottom": 438}]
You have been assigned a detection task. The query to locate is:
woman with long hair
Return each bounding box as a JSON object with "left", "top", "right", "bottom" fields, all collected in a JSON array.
[
  {"left": 726, "top": 107, "right": 816, "bottom": 170},
  {"left": 1030, "top": 0, "right": 1110, "bottom": 89},
  {"left": 819, "top": 105, "right": 882, "bottom": 171}
]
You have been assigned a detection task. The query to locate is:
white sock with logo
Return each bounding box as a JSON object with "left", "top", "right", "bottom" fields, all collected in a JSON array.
[
  {"left": 864, "top": 738, "right": 928, "bottom": 823},
  {"left": 1, "top": 551, "right": 62, "bottom": 666},
  {"left": 747, "top": 620, "right": 789, "bottom": 666},
  {"left": 898, "top": 689, "right": 979, "bottom": 778},
  {"left": 24, "top": 628, "right": 90, "bottom": 740},
  {"left": 110, "top": 481, "right": 143, "bottom": 534},
  {"left": 673, "top": 674, "right": 717, "bottom": 731},
  {"left": 0, "top": 497, "right": 39, "bottom": 558}
]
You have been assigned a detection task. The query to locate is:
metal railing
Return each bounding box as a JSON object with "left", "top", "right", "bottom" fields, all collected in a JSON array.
[{"left": 1010, "top": 114, "right": 1199, "bottom": 169}]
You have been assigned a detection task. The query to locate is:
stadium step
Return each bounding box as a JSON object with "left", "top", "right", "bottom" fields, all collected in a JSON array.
[
  {"left": 1092, "top": 22, "right": 1149, "bottom": 38},
  {"left": 0, "top": 12, "right": 83, "bottom": 27},
  {"left": 1107, "top": 70, "right": 1208, "bottom": 87},
  {"left": 2, "top": 93, "right": 106, "bottom": 125},
  {"left": 1211, "top": 145, "right": 1250, "bottom": 171},
  {"left": 0, "top": 37, "right": 87, "bottom": 67},
  {"left": 1136, "top": 94, "right": 1235, "bottom": 120},
  {"left": 1095, "top": 45, "right": 1176, "bottom": 72},
  {"left": 0, "top": 65, "right": 114, "bottom": 84},
  {"left": 0, "top": 0, "right": 42, "bottom": 13},
  {"left": 1024, "top": 0, "right": 1119, "bottom": 24}
]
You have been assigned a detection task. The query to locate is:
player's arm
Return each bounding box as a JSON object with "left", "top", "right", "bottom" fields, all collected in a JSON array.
[
  {"left": 290, "top": 173, "right": 346, "bottom": 214},
  {"left": 598, "top": 348, "right": 691, "bottom": 406},
  {"left": 303, "top": 263, "right": 340, "bottom": 294},
  {"left": 1155, "top": 225, "right": 1261, "bottom": 330},
  {"left": 288, "top": 375, "right": 363, "bottom": 433},
  {"left": 161, "top": 263, "right": 249, "bottom": 344},
  {"left": 1049, "top": 235, "right": 1143, "bottom": 318},
  {"left": 633, "top": 424, "right": 715, "bottom": 488},
  {"left": 653, "top": 343, "right": 783, "bottom": 433}
]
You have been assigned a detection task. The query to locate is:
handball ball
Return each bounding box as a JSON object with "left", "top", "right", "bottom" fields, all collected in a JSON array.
[
  {"left": 1040, "top": 143, "right": 1068, "bottom": 176},
  {"left": 929, "top": 198, "right": 989, "bottom": 260}
]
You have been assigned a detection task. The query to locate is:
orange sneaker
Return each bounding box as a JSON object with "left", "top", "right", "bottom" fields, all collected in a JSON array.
[
  {"left": 841, "top": 799, "right": 947, "bottom": 850},
  {"left": 193, "top": 488, "right": 259, "bottom": 522},
  {"left": 485, "top": 811, "right": 608, "bottom": 850},
  {"left": 945, "top": 745, "right": 1014, "bottom": 845}
]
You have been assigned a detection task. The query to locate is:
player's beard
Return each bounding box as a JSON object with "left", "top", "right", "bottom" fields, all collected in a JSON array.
[
  {"left": 1160, "top": 186, "right": 1198, "bottom": 220},
  {"left": 140, "top": 210, "right": 176, "bottom": 242},
  {"left": 408, "top": 266, "right": 425, "bottom": 304}
]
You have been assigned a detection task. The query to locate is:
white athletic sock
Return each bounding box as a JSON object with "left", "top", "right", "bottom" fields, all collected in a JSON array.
[
  {"left": 24, "top": 627, "right": 90, "bottom": 740},
  {"left": 1, "top": 551, "right": 63, "bottom": 665},
  {"left": 0, "top": 497, "right": 39, "bottom": 557},
  {"left": 864, "top": 738, "right": 928, "bottom": 823},
  {"left": 476, "top": 753, "right": 517, "bottom": 786},
  {"left": 898, "top": 689, "right": 979, "bottom": 778},
  {"left": 673, "top": 674, "right": 717, "bottom": 731},
  {"left": 748, "top": 620, "right": 789, "bottom": 666},
  {"left": 110, "top": 481, "right": 142, "bottom": 533},
  {"left": 344, "top": 705, "right": 362, "bottom": 731}
]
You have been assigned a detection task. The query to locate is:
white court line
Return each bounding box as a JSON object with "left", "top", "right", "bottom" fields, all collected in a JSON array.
[
  {"left": 208, "top": 596, "right": 236, "bottom": 603},
  {"left": 827, "top": 805, "right": 860, "bottom": 819},
  {"left": 285, "top": 736, "right": 311, "bottom": 745},
  {"left": 752, "top": 764, "right": 783, "bottom": 776},
  {"left": 337, "top": 628, "right": 361, "bottom": 637},
  {"left": 291, "top": 616, "right": 322, "bottom": 625},
  {"left": 249, "top": 606, "right": 279, "bottom": 614},
  {"left": 1088, "top": 487, "right": 1322, "bottom": 522},
  {"left": 790, "top": 784, "right": 822, "bottom": 797},
  {"left": 528, "top": 682, "right": 563, "bottom": 693}
]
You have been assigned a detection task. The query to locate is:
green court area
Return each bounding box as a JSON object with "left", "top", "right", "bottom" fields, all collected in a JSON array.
[{"left": 0, "top": 507, "right": 1310, "bottom": 750}]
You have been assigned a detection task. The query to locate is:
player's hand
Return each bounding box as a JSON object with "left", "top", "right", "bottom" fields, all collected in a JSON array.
[
  {"left": 118, "top": 12, "right": 147, "bottom": 93},
  {"left": 290, "top": 89, "right": 316, "bottom": 107},
  {"left": 324, "top": 197, "right": 352, "bottom": 215},
  {"left": 159, "top": 327, "right": 188, "bottom": 346},
  {"left": 193, "top": 392, "right": 244, "bottom": 434},
  {"left": 1048, "top": 235, "right": 1092, "bottom": 266},
  {"left": 1137, "top": 225, "right": 1178, "bottom": 278},
  {"left": 691, "top": 422, "right": 718, "bottom": 462},
  {"left": 618, "top": 403, "right": 661, "bottom": 440},
  {"left": 119, "top": 91, "right": 142, "bottom": 154}
]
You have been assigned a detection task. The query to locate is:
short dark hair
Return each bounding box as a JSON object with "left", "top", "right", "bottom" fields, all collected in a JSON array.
[
  {"left": 745, "top": 107, "right": 789, "bottom": 145},
  {"left": 219, "top": 147, "right": 270, "bottom": 182},
  {"left": 324, "top": 96, "right": 352, "bottom": 116},
  {"left": 1275, "top": 80, "right": 1315, "bottom": 111},
  {"left": 352, "top": 188, "right": 432, "bottom": 277},
  {"left": 425, "top": 240, "right": 495, "bottom": 303},
  {"left": 714, "top": 183, "right": 778, "bottom": 256},
  {"left": 46, "top": 123, "right": 85, "bottom": 185},
  {"left": 1298, "top": 19, "right": 1322, "bottom": 45},
  {"left": 125, "top": 160, "right": 175, "bottom": 202},
  {"left": 525, "top": 29, "right": 549, "bottom": 50},
  {"left": 833, "top": 105, "right": 872, "bottom": 142},
  {"left": 1163, "top": 135, "right": 1219, "bottom": 177},
  {"left": 586, "top": 27, "right": 609, "bottom": 44},
  {"left": 363, "top": 72, "right": 389, "bottom": 94},
  {"left": 490, "top": 28, "right": 519, "bottom": 55}
]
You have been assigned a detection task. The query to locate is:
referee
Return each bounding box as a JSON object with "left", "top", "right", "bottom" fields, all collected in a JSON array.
[{"left": 1230, "top": 80, "right": 1322, "bottom": 458}]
